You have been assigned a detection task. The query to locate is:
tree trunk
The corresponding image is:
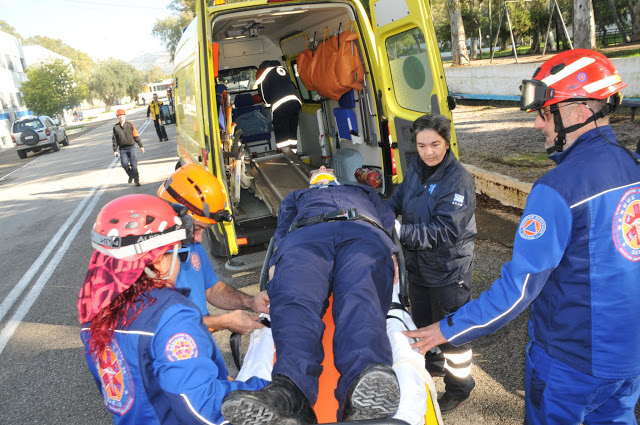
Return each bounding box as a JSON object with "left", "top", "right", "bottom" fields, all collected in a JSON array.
[
  {"left": 471, "top": 38, "right": 479, "bottom": 59},
  {"left": 595, "top": 10, "right": 608, "bottom": 46},
  {"left": 606, "top": 0, "right": 631, "bottom": 42},
  {"left": 573, "top": 0, "right": 596, "bottom": 49},
  {"left": 448, "top": 0, "right": 470, "bottom": 65},
  {"left": 555, "top": 15, "right": 569, "bottom": 49},
  {"left": 531, "top": 21, "right": 541, "bottom": 54},
  {"left": 625, "top": 0, "right": 640, "bottom": 42}
]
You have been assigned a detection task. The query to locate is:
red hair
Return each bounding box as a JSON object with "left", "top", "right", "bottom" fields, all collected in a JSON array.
[{"left": 87, "top": 273, "right": 171, "bottom": 355}]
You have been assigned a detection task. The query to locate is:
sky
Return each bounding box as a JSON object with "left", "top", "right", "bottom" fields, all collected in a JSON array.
[{"left": 1, "top": 0, "right": 175, "bottom": 62}]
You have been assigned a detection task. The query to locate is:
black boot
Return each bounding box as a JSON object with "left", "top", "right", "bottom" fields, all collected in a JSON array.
[
  {"left": 221, "top": 375, "right": 317, "bottom": 425},
  {"left": 342, "top": 363, "right": 400, "bottom": 421}
]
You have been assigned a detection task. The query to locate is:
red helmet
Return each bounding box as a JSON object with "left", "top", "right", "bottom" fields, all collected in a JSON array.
[
  {"left": 116, "top": 109, "right": 126, "bottom": 116},
  {"left": 92, "top": 194, "right": 186, "bottom": 261},
  {"left": 521, "top": 49, "right": 626, "bottom": 111},
  {"left": 157, "top": 164, "right": 229, "bottom": 224}
]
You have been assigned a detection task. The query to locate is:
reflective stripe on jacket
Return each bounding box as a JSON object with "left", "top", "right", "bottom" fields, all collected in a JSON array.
[{"left": 442, "top": 126, "right": 640, "bottom": 380}]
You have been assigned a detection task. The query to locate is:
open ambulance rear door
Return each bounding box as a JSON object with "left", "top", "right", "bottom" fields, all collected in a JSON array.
[
  {"left": 195, "top": 0, "right": 239, "bottom": 257},
  {"left": 369, "top": 0, "right": 457, "bottom": 183}
]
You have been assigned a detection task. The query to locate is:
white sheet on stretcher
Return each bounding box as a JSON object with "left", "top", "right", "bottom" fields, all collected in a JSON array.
[{"left": 236, "top": 284, "right": 443, "bottom": 425}]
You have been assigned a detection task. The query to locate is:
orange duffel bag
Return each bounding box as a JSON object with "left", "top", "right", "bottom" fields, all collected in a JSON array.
[{"left": 335, "top": 24, "right": 364, "bottom": 92}]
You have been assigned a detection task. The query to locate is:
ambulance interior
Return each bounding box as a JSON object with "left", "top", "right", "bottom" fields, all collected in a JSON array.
[{"left": 210, "top": 3, "right": 388, "bottom": 211}]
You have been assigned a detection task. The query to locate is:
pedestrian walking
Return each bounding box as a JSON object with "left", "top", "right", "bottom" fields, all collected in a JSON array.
[
  {"left": 112, "top": 109, "right": 144, "bottom": 186},
  {"left": 147, "top": 93, "right": 168, "bottom": 142}
]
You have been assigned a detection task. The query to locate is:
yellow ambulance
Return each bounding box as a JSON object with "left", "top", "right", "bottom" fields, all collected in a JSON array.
[{"left": 173, "top": 0, "right": 457, "bottom": 264}]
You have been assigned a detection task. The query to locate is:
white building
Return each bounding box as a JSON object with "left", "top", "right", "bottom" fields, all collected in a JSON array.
[
  {"left": 0, "top": 30, "right": 29, "bottom": 149},
  {"left": 22, "top": 45, "right": 72, "bottom": 68},
  {"left": 0, "top": 32, "right": 76, "bottom": 149}
]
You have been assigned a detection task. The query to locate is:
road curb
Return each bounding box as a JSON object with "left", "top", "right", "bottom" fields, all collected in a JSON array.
[{"left": 462, "top": 163, "right": 532, "bottom": 210}]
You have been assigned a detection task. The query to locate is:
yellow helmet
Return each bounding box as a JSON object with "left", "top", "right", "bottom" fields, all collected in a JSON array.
[{"left": 157, "top": 164, "right": 228, "bottom": 224}]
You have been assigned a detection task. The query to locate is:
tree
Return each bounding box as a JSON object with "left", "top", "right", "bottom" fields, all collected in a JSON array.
[
  {"left": 152, "top": 13, "right": 194, "bottom": 62},
  {"left": 23, "top": 35, "right": 95, "bottom": 80},
  {"left": 0, "top": 20, "right": 23, "bottom": 41},
  {"left": 573, "top": 0, "right": 596, "bottom": 48},
  {"left": 145, "top": 66, "right": 170, "bottom": 84},
  {"left": 448, "top": 0, "right": 470, "bottom": 65},
  {"left": 88, "top": 59, "right": 140, "bottom": 111},
  {"left": 20, "top": 59, "right": 87, "bottom": 123}
]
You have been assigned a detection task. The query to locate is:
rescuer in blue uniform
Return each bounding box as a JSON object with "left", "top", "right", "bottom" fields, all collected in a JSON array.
[
  {"left": 387, "top": 114, "right": 477, "bottom": 413},
  {"left": 222, "top": 166, "right": 401, "bottom": 424},
  {"left": 255, "top": 60, "right": 302, "bottom": 151},
  {"left": 78, "top": 194, "right": 267, "bottom": 425},
  {"left": 158, "top": 164, "right": 269, "bottom": 335},
  {"left": 406, "top": 49, "right": 640, "bottom": 424}
]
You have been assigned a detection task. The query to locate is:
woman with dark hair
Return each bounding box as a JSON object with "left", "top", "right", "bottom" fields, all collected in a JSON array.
[
  {"left": 386, "top": 114, "right": 477, "bottom": 413},
  {"left": 78, "top": 194, "right": 267, "bottom": 424}
]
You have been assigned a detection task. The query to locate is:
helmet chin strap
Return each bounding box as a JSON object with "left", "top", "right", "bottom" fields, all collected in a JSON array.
[
  {"left": 143, "top": 244, "right": 181, "bottom": 281},
  {"left": 548, "top": 100, "right": 614, "bottom": 154}
]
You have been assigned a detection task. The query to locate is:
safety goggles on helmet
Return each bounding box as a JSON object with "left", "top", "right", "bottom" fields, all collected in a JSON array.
[
  {"left": 520, "top": 79, "right": 555, "bottom": 111},
  {"left": 92, "top": 224, "right": 186, "bottom": 260}
]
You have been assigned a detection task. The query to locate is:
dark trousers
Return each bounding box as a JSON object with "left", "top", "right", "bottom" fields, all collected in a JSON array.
[
  {"left": 273, "top": 101, "right": 300, "bottom": 146},
  {"left": 409, "top": 268, "right": 475, "bottom": 398},
  {"left": 153, "top": 118, "right": 167, "bottom": 141},
  {"left": 119, "top": 146, "right": 139, "bottom": 182},
  {"left": 268, "top": 222, "right": 394, "bottom": 418}
]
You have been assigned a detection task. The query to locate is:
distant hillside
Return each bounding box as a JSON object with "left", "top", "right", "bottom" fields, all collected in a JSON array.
[{"left": 128, "top": 51, "right": 173, "bottom": 74}]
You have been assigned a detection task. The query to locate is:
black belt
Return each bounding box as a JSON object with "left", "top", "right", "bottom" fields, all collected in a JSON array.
[{"left": 289, "top": 208, "right": 390, "bottom": 237}]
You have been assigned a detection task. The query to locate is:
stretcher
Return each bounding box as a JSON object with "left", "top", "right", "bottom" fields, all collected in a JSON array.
[{"left": 232, "top": 234, "right": 444, "bottom": 425}]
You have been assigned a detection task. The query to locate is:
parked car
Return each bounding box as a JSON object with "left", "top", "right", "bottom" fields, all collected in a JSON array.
[{"left": 11, "top": 115, "right": 69, "bottom": 159}]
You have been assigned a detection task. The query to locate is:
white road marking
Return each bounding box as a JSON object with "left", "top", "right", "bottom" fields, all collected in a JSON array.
[
  {"left": 0, "top": 156, "right": 43, "bottom": 182},
  {"left": 0, "top": 159, "right": 119, "bottom": 355}
]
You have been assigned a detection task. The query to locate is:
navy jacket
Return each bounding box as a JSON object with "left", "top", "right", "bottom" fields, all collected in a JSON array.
[
  {"left": 387, "top": 151, "right": 477, "bottom": 286},
  {"left": 270, "top": 183, "right": 397, "bottom": 268},
  {"left": 81, "top": 288, "right": 266, "bottom": 424},
  {"left": 442, "top": 126, "right": 640, "bottom": 379}
]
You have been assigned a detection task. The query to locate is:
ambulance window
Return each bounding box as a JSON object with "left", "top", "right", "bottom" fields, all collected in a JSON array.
[
  {"left": 292, "top": 61, "right": 319, "bottom": 103},
  {"left": 218, "top": 67, "right": 258, "bottom": 94},
  {"left": 385, "top": 27, "right": 433, "bottom": 113}
]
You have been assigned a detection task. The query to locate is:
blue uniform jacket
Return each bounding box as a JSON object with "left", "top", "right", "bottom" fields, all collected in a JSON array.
[
  {"left": 386, "top": 151, "right": 477, "bottom": 286},
  {"left": 81, "top": 288, "right": 267, "bottom": 424},
  {"left": 269, "top": 183, "right": 397, "bottom": 268},
  {"left": 174, "top": 243, "right": 218, "bottom": 316},
  {"left": 441, "top": 126, "right": 640, "bottom": 379}
]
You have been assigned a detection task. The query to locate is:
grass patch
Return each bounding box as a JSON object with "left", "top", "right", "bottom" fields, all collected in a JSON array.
[
  {"left": 601, "top": 47, "right": 640, "bottom": 59},
  {"left": 501, "top": 153, "right": 550, "bottom": 168},
  {"left": 473, "top": 270, "right": 488, "bottom": 282},
  {"left": 484, "top": 153, "right": 549, "bottom": 168}
]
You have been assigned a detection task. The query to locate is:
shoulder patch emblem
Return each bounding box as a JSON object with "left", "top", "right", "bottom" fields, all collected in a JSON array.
[
  {"left": 612, "top": 187, "right": 640, "bottom": 262},
  {"left": 190, "top": 252, "right": 201, "bottom": 271},
  {"left": 519, "top": 214, "right": 546, "bottom": 240},
  {"left": 96, "top": 341, "right": 134, "bottom": 415},
  {"left": 166, "top": 333, "right": 199, "bottom": 361},
  {"left": 453, "top": 193, "right": 465, "bottom": 206}
]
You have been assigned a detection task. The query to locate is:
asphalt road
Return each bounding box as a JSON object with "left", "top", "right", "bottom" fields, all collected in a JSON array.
[{"left": 0, "top": 109, "right": 636, "bottom": 424}]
